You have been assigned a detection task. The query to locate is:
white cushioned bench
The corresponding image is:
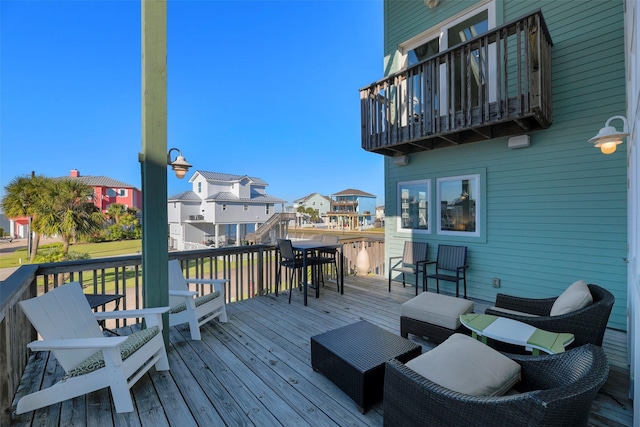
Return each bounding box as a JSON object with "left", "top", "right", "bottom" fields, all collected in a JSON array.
[{"left": 400, "top": 292, "right": 474, "bottom": 343}]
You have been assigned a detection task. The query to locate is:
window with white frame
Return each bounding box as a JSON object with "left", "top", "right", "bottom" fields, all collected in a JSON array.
[
  {"left": 117, "top": 189, "right": 127, "bottom": 197},
  {"left": 266, "top": 204, "right": 270, "bottom": 215},
  {"left": 398, "top": 1, "right": 496, "bottom": 118},
  {"left": 197, "top": 182, "right": 202, "bottom": 193},
  {"left": 243, "top": 204, "right": 248, "bottom": 211},
  {"left": 222, "top": 204, "right": 226, "bottom": 211},
  {"left": 397, "top": 180, "right": 430, "bottom": 233},
  {"left": 436, "top": 174, "right": 480, "bottom": 237}
]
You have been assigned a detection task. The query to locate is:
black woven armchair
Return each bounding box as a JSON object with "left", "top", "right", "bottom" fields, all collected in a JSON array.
[
  {"left": 383, "top": 344, "right": 609, "bottom": 427},
  {"left": 484, "top": 284, "right": 614, "bottom": 350}
]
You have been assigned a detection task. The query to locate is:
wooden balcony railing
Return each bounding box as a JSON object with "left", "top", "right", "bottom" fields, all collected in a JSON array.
[
  {"left": 360, "top": 10, "right": 553, "bottom": 156},
  {"left": 0, "top": 239, "right": 386, "bottom": 423}
]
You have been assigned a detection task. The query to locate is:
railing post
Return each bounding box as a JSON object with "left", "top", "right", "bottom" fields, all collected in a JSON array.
[{"left": 257, "top": 246, "right": 265, "bottom": 295}]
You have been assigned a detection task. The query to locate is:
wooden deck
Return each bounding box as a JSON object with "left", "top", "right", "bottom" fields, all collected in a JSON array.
[{"left": 10, "top": 275, "right": 633, "bottom": 426}]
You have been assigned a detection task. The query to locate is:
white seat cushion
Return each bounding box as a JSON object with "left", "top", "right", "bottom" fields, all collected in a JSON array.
[
  {"left": 401, "top": 292, "right": 474, "bottom": 330},
  {"left": 550, "top": 280, "right": 593, "bottom": 316},
  {"left": 405, "top": 333, "right": 521, "bottom": 396}
]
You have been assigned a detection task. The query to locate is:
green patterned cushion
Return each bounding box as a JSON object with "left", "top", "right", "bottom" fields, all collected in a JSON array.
[
  {"left": 170, "top": 291, "right": 221, "bottom": 314},
  {"left": 65, "top": 326, "right": 160, "bottom": 378}
]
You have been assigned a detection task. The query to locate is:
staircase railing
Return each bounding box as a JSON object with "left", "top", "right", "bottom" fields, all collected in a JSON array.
[{"left": 246, "top": 212, "right": 296, "bottom": 244}]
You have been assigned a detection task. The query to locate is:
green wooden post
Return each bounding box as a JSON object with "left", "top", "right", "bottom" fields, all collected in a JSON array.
[{"left": 141, "top": 0, "right": 169, "bottom": 345}]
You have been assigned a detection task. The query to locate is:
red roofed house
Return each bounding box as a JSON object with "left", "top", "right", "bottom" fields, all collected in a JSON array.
[{"left": 8, "top": 169, "right": 141, "bottom": 238}]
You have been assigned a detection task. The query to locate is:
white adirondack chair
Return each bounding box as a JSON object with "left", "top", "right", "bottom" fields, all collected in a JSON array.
[
  {"left": 16, "top": 282, "right": 170, "bottom": 414},
  {"left": 168, "top": 259, "right": 228, "bottom": 340}
]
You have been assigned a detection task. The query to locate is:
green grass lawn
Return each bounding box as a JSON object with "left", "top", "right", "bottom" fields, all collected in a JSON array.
[{"left": 0, "top": 240, "right": 142, "bottom": 268}]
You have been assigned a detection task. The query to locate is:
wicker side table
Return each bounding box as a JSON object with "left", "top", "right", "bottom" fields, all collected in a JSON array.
[{"left": 311, "top": 320, "right": 421, "bottom": 413}]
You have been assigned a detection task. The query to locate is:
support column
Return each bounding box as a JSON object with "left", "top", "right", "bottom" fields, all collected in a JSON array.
[{"left": 141, "top": 0, "right": 169, "bottom": 344}]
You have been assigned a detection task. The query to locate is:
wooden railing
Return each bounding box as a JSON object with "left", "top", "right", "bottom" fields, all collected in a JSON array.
[
  {"left": 0, "top": 238, "right": 386, "bottom": 423},
  {"left": 360, "top": 10, "right": 553, "bottom": 156}
]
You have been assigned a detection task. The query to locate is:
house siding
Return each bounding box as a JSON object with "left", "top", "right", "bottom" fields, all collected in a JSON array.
[{"left": 383, "top": 0, "right": 627, "bottom": 330}]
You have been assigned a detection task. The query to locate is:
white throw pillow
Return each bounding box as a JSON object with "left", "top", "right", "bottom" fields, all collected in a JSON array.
[
  {"left": 550, "top": 280, "right": 593, "bottom": 316},
  {"left": 405, "top": 333, "right": 521, "bottom": 397}
]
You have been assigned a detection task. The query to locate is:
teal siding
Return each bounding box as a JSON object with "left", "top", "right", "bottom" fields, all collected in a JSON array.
[{"left": 383, "top": 0, "right": 627, "bottom": 330}]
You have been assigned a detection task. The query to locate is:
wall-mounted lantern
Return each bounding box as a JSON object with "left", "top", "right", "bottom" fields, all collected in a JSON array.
[{"left": 589, "top": 116, "right": 629, "bottom": 155}]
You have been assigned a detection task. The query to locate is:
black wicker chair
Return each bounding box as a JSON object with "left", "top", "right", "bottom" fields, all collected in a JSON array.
[
  {"left": 484, "top": 284, "right": 614, "bottom": 351},
  {"left": 383, "top": 344, "right": 609, "bottom": 427}
]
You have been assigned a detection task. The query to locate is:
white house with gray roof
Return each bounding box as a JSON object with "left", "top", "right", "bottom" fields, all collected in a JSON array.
[{"left": 168, "top": 170, "right": 286, "bottom": 249}]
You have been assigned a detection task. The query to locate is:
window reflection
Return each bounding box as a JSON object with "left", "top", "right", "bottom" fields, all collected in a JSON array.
[
  {"left": 438, "top": 176, "right": 477, "bottom": 233},
  {"left": 398, "top": 180, "right": 430, "bottom": 232}
]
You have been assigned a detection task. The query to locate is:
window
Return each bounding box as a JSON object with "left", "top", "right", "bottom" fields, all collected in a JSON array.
[
  {"left": 197, "top": 182, "right": 202, "bottom": 193},
  {"left": 408, "top": 38, "right": 439, "bottom": 67},
  {"left": 437, "top": 174, "right": 480, "bottom": 237},
  {"left": 397, "top": 180, "right": 430, "bottom": 233},
  {"left": 399, "top": 1, "right": 496, "bottom": 116},
  {"left": 222, "top": 204, "right": 227, "bottom": 211},
  {"left": 243, "top": 204, "right": 248, "bottom": 211},
  {"left": 266, "top": 204, "right": 270, "bottom": 215},
  {"left": 117, "top": 189, "right": 127, "bottom": 197}
]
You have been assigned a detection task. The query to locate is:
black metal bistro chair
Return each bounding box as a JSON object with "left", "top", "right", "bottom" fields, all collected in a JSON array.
[
  {"left": 314, "top": 234, "right": 340, "bottom": 291},
  {"left": 276, "top": 239, "right": 318, "bottom": 303},
  {"left": 426, "top": 245, "right": 468, "bottom": 298},
  {"left": 388, "top": 241, "right": 429, "bottom": 295}
]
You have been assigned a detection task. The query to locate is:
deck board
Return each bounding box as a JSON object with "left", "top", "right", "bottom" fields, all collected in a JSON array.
[{"left": 10, "top": 276, "right": 633, "bottom": 426}]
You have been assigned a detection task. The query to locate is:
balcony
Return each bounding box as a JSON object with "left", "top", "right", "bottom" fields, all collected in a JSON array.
[
  {"left": 360, "top": 10, "right": 552, "bottom": 156},
  {"left": 2, "top": 244, "right": 631, "bottom": 425}
]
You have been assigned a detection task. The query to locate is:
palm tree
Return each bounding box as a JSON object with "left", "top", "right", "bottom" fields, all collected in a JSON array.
[
  {"left": 38, "top": 179, "right": 105, "bottom": 255},
  {"left": 1, "top": 174, "right": 49, "bottom": 261}
]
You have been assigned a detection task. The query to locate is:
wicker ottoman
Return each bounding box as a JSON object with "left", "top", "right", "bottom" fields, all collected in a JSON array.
[
  {"left": 310, "top": 320, "right": 421, "bottom": 413},
  {"left": 400, "top": 292, "right": 474, "bottom": 343}
]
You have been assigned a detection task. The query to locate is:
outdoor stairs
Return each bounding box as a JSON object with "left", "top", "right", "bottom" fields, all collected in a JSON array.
[{"left": 246, "top": 212, "right": 296, "bottom": 244}]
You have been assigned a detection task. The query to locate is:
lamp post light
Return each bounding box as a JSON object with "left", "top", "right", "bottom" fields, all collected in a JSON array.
[{"left": 27, "top": 215, "right": 32, "bottom": 258}]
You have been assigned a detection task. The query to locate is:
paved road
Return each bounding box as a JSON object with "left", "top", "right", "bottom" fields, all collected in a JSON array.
[{"left": 0, "top": 237, "right": 61, "bottom": 282}]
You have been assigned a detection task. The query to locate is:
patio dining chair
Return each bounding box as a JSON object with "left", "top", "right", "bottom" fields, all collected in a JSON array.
[
  {"left": 426, "top": 244, "right": 468, "bottom": 298},
  {"left": 388, "top": 241, "right": 429, "bottom": 295},
  {"left": 315, "top": 234, "right": 340, "bottom": 291},
  {"left": 276, "top": 239, "right": 318, "bottom": 303}
]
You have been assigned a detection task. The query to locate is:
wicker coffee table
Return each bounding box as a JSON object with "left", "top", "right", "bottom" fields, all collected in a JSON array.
[{"left": 310, "top": 320, "right": 421, "bottom": 412}]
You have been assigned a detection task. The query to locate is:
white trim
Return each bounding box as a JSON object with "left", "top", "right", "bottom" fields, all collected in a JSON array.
[{"left": 396, "top": 179, "right": 431, "bottom": 234}]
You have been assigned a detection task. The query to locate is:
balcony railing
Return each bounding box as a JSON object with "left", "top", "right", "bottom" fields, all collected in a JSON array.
[
  {"left": 0, "top": 238, "right": 385, "bottom": 423},
  {"left": 360, "top": 10, "right": 552, "bottom": 156}
]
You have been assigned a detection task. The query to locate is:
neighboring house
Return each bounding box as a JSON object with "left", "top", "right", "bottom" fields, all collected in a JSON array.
[
  {"left": 363, "top": 0, "right": 628, "bottom": 337},
  {"left": 326, "top": 189, "right": 376, "bottom": 230},
  {"left": 67, "top": 169, "right": 142, "bottom": 213},
  {"left": 168, "top": 170, "right": 286, "bottom": 249},
  {"left": 292, "top": 192, "right": 333, "bottom": 226},
  {"left": 375, "top": 205, "right": 385, "bottom": 227},
  {"left": 8, "top": 169, "right": 141, "bottom": 238}
]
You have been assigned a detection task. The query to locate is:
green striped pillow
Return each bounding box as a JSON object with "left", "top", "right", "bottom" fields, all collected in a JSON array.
[
  {"left": 170, "top": 291, "right": 220, "bottom": 314},
  {"left": 65, "top": 326, "right": 160, "bottom": 378}
]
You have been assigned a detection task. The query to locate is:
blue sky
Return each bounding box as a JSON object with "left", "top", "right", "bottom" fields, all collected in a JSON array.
[{"left": 1, "top": 0, "right": 385, "bottom": 207}]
